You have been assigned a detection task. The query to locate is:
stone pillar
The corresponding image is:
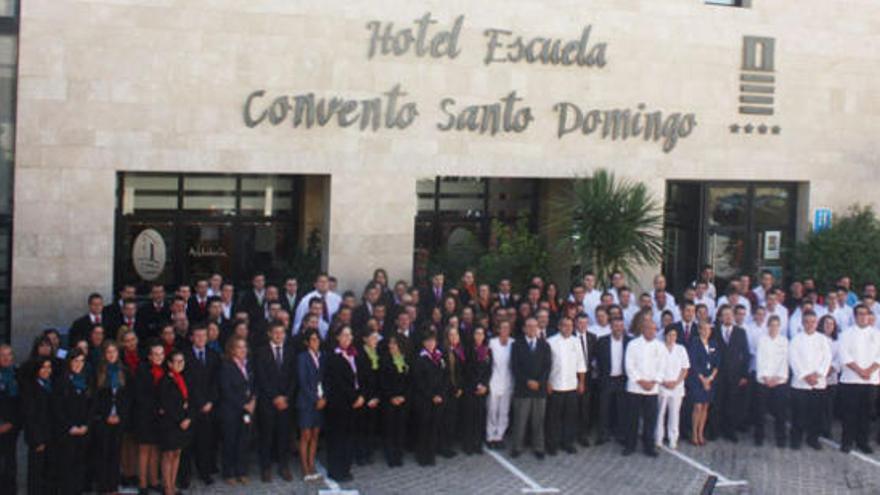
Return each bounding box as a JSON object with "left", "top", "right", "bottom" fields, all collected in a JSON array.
[{"left": 325, "top": 172, "right": 416, "bottom": 295}]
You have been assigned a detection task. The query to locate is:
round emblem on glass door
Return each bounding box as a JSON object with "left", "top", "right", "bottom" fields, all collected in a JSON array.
[{"left": 132, "top": 229, "right": 167, "bottom": 281}]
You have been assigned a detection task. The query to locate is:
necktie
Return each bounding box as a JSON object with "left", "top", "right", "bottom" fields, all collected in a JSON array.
[
  {"left": 529, "top": 339, "right": 535, "bottom": 351},
  {"left": 198, "top": 350, "right": 205, "bottom": 365},
  {"left": 95, "top": 315, "right": 101, "bottom": 324},
  {"left": 126, "top": 318, "right": 133, "bottom": 327},
  {"left": 321, "top": 299, "right": 329, "bottom": 323},
  {"left": 275, "top": 346, "right": 283, "bottom": 367},
  {"left": 579, "top": 334, "right": 588, "bottom": 363},
  {"left": 435, "top": 287, "right": 441, "bottom": 300}
]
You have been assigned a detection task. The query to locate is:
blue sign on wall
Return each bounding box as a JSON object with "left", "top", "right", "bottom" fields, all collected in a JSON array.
[{"left": 813, "top": 208, "right": 833, "bottom": 233}]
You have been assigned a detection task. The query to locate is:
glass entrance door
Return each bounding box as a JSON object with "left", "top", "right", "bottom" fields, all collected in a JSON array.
[
  {"left": 183, "top": 221, "right": 234, "bottom": 283},
  {"left": 705, "top": 186, "right": 750, "bottom": 290}
]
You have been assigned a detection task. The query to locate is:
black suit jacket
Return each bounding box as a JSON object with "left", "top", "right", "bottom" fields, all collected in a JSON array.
[
  {"left": 712, "top": 325, "right": 750, "bottom": 384},
  {"left": 237, "top": 290, "right": 267, "bottom": 324},
  {"left": 218, "top": 359, "right": 254, "bottom": 421},
  {"left": 279, "top": 293, "right": 298, "bottom": 317},
  {"left": 183, "top": 346, "right": 221, "bottom": 411},
  {"left": 352, "top": 304, "right": 373, "bottom": 333},
  {"left": 596, "top": 334, "right": 632, "bottom": 383},
  {"left": 510, "top": 338, "right": 552, "bottom": 398},
  {"left": 253, "top": 342, "right": 297, "bottom": 406},
  {"left": 672, "top": 320, "right": 699, "bottom": 347},
  {"left": 69, "top": 314, "right": 100, "bottom": 345},
  {"left": 138, "top": 301, "right": 170, "bottom": 340},
  {"left": 420, "top": 285, "right": 447, "bottom": 311},
  {"left": 324, "top": 353, "right": 360, "bottom": 412}
]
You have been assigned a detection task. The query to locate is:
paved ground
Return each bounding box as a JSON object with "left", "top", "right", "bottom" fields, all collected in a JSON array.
[{"left": 16, "top": 426, "right": 880, "bottom": 494}]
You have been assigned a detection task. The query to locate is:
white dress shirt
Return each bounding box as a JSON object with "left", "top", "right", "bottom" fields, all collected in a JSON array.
[
  {"left": 659, "top": 344, "right": 690, "bottom": 398},
  {"left": 621, "top": 304, "right": 639, "bottom": 329},
  {"left": 582, "top": 290, "right": 602, "bottom": 322},
  {"left": 293, "top": 289, "right": 341, "bottom": 332},
  {"left": 548, "top": 334, "right": 587, "bottom": 392},
  {"left": 625, "top": 336, "right": 666, "bottom": 395},
  {"left": 746, "top": 321, "right": 768, "bottom": 373},
  {"left": 789, "top": 331, "right": 832, "bottom": 390},
  {"left": 610, "top": 336, "right": 624, "bottom": 377},
  {"left": 589, "top": 324, "right": 610, "bottom": 339},
  {"left": 488, "top": 337, "right": 514, "bottom": 394},
  {"left": 756, "top": 333, "right": 788, "bottom": 384},
  {"left": 832, "top": 305, "right": 854, "bottom": 331},
  {"left": 839, "top": 324, "right": 880, "bottom": 385}
]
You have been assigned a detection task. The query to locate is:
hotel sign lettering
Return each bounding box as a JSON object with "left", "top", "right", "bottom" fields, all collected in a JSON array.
[{"left": 243, "top": 13, "right": 697, "bottom": 153}]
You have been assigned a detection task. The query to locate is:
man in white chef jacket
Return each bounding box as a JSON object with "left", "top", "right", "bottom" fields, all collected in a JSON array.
[
  {"left": 623, "top": 312, "right": 666, "bottom": 457},
  {"left": 839, "top": 304, "right": 880, "bottom": 454},
  {"left": 789, "top": 311, "right": 832, "bottom": 451}
]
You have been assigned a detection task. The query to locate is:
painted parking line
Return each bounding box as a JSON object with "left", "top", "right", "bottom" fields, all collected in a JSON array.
[
  {"left": 818, "top": 436, "right": 880, "bottom": 469},
  {"left": 659, "top": 445, "right": 749, "bottom": 488},
  {"left": 315, "top": 459, "right": 361, "bottom": 495},
  {"left": 485, "top": 448, "right": 561, "bottom": 494}
]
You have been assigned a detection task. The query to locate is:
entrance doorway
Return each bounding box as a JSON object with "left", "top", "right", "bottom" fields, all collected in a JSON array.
[
  {"left": 115, "top": 173, "right": 320, "bottom": 293},
  {"left": 664, "top": 181, "right": 798, "bottom": 295}
]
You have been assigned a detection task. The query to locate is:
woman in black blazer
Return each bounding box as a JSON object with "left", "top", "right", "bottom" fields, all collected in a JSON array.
[
  {"left": 0, "top": 344, "right": 21, "bottom": 494},
  {"left": 413, "top": 331, "right": 446, "bottom": 466},
  {"left": 22, "top": 356, "right": 53, "bottom": 495},
  {"left": 52, "top": 348, "right": 92, "bottom": 495},
  {"left": 354, "top": 329, "right": 381, "bottom": 465},
  {"left": 218, "top": 335, "right": 255, "bottom": 486},
  {"left": 134, "top": 340, "right": 165, "bottom": 494},
  {"left": 324, "top": 326, "right": 365, "bottom": 482},
  {"left": 463, "top": 326, "right": 492, "bottom": 455},
  {"left": 379, "top": 334, "right": 410, "bottom": 467},
  {"left": 439, "top": 324, "right": 464, "bottom": 457},
  {"left": 118, "top": 329, "right": 141, "bottom": 488},
  {"left": 92, "top": 341, "right": 132, "bottom": 495},
  {"left": 159, "top": 349, "right": 192, "bottom": 495}
]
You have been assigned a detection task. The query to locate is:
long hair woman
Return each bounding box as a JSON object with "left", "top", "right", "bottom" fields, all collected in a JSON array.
[
  {"left": 159, "top": 349, "right": 192, "bottom": 495},
  {"left": 463, "top": 326, "right": 492, "bottom": 454},
  {"left": 133, "top": 340, "right": 165, "bottom": 494},
  {"left": 52, "top": 347, "right": 92, "bottom": 494},
  {"left": 354, "top": 329, "right": 381, "bottom": 465},
  {"left": 296, "top": 328, "right": 324, "bottom": 481},
  {"left": 439, "top": 325, "right": 464, "bottom": 458},
  {"left": 0, "top": 344, "right": 20, "bottom": 494},
  {"left": 22, "top": 356, "right": 53, "bottom": 495},
  {"left": 92, "top": 340, "right": 131, "bottom": 495}
]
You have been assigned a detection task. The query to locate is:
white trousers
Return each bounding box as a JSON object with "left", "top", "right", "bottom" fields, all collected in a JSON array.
[
  {"left": 486, "top": 391, "right": 513, "bottom": 441},
  {"left": 655, "top": 394, "right": 683, "bottom": 446}
]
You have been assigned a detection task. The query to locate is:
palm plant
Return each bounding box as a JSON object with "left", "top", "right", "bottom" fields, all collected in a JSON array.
[{"left": 549, "top": 169, "right": 664, "bottom": 286}]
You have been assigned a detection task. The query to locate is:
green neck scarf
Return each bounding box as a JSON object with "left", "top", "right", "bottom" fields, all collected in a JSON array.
[
  {"left": 392, "top": 353, "right": 408, "bottom": 373},
  {"left": 364, "top": 346, "right": 380, "bottom": 370}
]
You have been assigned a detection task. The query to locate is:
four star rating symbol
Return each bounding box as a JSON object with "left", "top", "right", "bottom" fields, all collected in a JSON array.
[{"left": 729, "top": 122, "right": 781, "bottom": 136}]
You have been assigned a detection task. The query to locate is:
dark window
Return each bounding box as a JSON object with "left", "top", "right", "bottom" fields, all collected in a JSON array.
[
  {"left": 0, "top": 0, "right": 17, "bottom": 344},
  {"left": 115, "top": 172, "right": 306, "bottom": 292}
]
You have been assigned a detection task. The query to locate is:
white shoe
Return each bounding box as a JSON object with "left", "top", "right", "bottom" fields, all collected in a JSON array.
[{"left": 669, "top": 442, "right": 678, "bottom": 450}]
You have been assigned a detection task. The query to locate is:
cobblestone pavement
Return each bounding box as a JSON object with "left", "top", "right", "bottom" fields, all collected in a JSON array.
[{"left": 17, "top": 429, "right": 880, "bottom": 494}]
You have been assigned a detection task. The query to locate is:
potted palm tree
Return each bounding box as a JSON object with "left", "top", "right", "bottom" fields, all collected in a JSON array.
[{"left": 550, "top": 169, "right": 664, "bottom": 287}]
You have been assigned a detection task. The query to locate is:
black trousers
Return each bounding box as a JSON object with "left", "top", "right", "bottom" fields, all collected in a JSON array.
[
  {"left": 28, "top": 446, "right": 52, "bottom": 495},
  {"left": 462, "top": 393, "right": 487, "bottom": 453},
  {"left": 415, "top": 400, "right": 442, "bottom": 465},
  {"left": 326, "top": 408, "right": 355, "bottom": 479},
  {"left": 753, "top": 384, "right": 788, "bottom": 443},
  {"left": 710, "top": 378, "right": 747, "bottom": 438},
  {"left": 546, "top": 390, "right": 578, "bottom": 451},
  {"left": 790, "top": 388, "right": 824, "bottom": 445},
  {"left": 841, "top": 383, "right": 877, "bottom": 448},
  {"left": 439, "top": 393, "right": 461, "bottom": 453},
  {"left": 257, "top": 402, "right": 292, "bottom": 470},
  {"left": 576, "top": 386, "right": 592, "bottom": 443},
  {"left": 54, "top": 433, "right": 89, "bottom": 495},
  {"left": 92, "top": 421, "right": 123, "bottom": 493},
  {"left": 0, "top": 430, "right": 18, "bottom": 495},
  {"left": 624, "top": 393, "right": 658, "bottom": 452},
  {"left": 354, "top": 404, "right": 380, "bottom": 462},
  {"left": 823, "top": 385, "right": 837, "bottom": 438},
  {"left": 382, "top": 401, "right": 409, "bottom": 464},
  {"left": 220, "top": 413, "right": 250, "bottom": 478},
  {"left": 598, "top": 377, "right": 626, "bottom": 441},
  {"left": 181, "top": 409, "right": 216, "bottom": 481}
]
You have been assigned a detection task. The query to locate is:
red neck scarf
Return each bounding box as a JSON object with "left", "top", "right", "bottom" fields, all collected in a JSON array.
[
  {"left": 150, "top": 364, "right": 164, "bottom": 385},
  {"left": 124, "top": 350, "right": 139, "bottom": 374},
  {"left": 170, "top": 370, "right": 188, "bottom": 400}
]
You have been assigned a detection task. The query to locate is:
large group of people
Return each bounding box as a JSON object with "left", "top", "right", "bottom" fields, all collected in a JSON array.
[{"left": 1, "top": 266, "right": 879, "bottom": 494}]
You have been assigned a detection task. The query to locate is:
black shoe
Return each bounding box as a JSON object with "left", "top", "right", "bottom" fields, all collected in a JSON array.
[
  {"left": 578, "top": 438, "right": 591, "bottom": 447},
  {"left": 724, "top": 433, "right": 738, "bottom": 443},
  {"left": 644, "top": 448, "right": 659, "bottom": 458},
  {"left": 178, "top": 478, "right": 191, "bottom": 490},
  {"left": 334, "top": 473, "right": 354, "bottom": 483},
  {"left": 546, "top": 448, "right": 557, "bottom": 456},
  {"left": 754, "top": 437, "right": 764, "bottom": 447},
  {"left": 595, "top": 436, "right": 608, "bottom": 446},
  {"left": 622, "top": 448, "right": 634, "bottom": 456},
  {"left": 200, "top": 476, "right": 214, "bottom": 486},
  {"left": 790, "top": 440, "right": 802, "bottom": 450},
  {"left": 858, "top": 443, "right": 874, "bottom": 454},
  {"left": 841, "top": 443, "right": 853, "bottom": 453},
  {"left": 776, "top": 438, "right": 787, "bottom": 449},
  {"left": 563, "top": 446, "right": 577, "bottom": 455},
  {"left": 439, "top": 449, "right": 456, "bottom": 459},
  {"left": 807, "top": 438, "right": 822, "bottom": 451},
  {"left": 534, "top": 451, "right": 545, "bottom": 460},
  {"left": 510, "top": 450, "right": 521, "bottom": 458}
]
